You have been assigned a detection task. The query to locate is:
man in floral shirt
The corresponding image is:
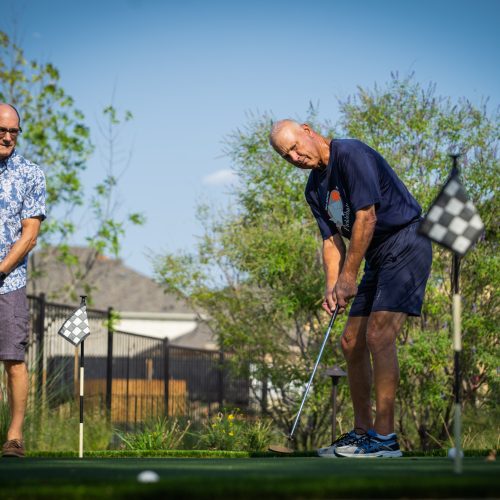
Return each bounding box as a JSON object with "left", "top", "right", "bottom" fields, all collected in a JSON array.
[{"left": 0, "top": 103, "right": 46, "bottom": 457}]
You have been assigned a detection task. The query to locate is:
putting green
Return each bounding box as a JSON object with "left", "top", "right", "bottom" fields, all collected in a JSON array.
[{"left": 0, "top": 457, "right": 498, "bottom": 498}]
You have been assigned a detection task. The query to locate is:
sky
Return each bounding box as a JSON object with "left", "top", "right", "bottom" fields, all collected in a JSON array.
[{"left": 2, "top": 0, "right": 499, "bottom": 277}]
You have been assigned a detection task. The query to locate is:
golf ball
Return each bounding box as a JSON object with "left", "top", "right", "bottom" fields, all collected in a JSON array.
[
  {"left": 137, "top": 470, "right": 160, "bottom": 483},
  {"left": 447, "top": 447, "right": 464, "bottom": 459}
]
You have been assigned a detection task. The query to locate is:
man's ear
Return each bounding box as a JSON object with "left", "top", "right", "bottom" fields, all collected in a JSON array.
[{"left": 301, "top": 123, "right": 312, "bottom": 135}]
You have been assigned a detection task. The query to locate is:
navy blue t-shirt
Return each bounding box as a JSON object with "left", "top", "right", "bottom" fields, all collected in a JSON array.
[{"left": 305, "top": 139, "right": 421, "bottom": 255}]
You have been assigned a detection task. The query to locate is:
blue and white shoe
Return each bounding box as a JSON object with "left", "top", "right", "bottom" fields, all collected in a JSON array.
[
  {"left": 317, "top": 429, "right": 366, "bottom": 458},
  {"left": 334, "top": 429, "right": 403, "bottom": 458}
]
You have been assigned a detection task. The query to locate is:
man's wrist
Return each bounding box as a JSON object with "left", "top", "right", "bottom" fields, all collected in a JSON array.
[{"left": 339, "top": 269, "right": 357, "bottom": 282}]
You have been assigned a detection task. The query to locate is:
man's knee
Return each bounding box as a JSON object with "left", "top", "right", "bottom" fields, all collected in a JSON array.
[
  {"left": 366, "top": 312, "right": 405, "bottom": 354},
  {"left": 341, "top": 318, "right": 368, "bottom": 359}
]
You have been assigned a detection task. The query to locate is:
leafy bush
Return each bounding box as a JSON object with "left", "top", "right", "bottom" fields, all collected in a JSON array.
[
  {"left": 196, "top": 409, "right": 273, "bottom": 451},
  {"left": 115, "top": 417, "right": 191, "bottom": 450},
  {"left": 242, "top": 418, "right": 275, "bottom": 452}
]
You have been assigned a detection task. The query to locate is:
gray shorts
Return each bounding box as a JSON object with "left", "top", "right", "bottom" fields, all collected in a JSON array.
[{"left": 0, "top": 287, "right": 29, "bottom": 361}]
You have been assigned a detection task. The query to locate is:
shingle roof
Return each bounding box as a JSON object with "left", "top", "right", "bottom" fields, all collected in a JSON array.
[{"left": 27, "top": 246, "right": 191, "bottom": 313}]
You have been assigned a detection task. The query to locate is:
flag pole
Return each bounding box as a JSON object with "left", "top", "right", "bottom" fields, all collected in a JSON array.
[
  {"left": 79, "top": 295, "right": 87, "bottom": 459},
  {"left": 419, "top": 153, "right": 484, "bottom": 475},
  {"left": 452, "top": 252, "right": 462, "bottom": 474},
  {"left": 450, "top": 154, "right": 462, "bottom": 474}
]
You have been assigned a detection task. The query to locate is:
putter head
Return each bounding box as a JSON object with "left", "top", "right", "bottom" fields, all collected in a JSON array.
[
  {"left": 268, "top": 435, "right": 294, "bottom": 454},
  {"left": 268, "top": 444, "right": 294, "bottom": 454}
]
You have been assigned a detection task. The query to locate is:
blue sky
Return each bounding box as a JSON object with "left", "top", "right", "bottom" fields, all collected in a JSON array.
[{"left": 3, "top": 0, "right": 499, "bottom": 276}]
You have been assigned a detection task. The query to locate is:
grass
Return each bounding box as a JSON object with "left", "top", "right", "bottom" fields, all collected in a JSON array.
[
  {"left": 1, "top": 369, "right": 112, "bottom": 453},
  {"left": 25, "top": 404, "right": 113, "bottom": 452},
  {"left": 0, "top": 457, "right": 498, "bottom": 499},
  {"left": 115, "top": 417, "right": 191, "bottom": 450},
  {"left": 24, "top": 448, "right": 496, "bottom": 458}
]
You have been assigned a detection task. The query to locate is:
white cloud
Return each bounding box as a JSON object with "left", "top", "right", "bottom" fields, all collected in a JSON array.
[{"left": 202, "top": 169, "right": 238, "bottom": 186}]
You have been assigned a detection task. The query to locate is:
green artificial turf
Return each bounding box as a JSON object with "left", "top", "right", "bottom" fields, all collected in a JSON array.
[
  {"left": 24, "top": 448, "right": 492, "bottom": 458},
  {"left": 1, "top": 457, "right": 499, "bottom": 499}
]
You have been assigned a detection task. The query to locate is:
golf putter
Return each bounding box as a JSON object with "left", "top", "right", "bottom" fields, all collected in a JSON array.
[{"left": 269, "top": 305, "right": 340, "bottom": 453}]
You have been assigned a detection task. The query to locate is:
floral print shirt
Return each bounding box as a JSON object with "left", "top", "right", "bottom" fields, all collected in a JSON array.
[{"left": 0, "top": 150, "right": 46, "bottom": 294}]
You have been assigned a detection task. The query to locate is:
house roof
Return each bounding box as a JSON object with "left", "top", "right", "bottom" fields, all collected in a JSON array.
[
  {"left": 27, "top": 246, "right": 192, "bottom": 313},
  {"left": 171, "top": 321, "right": 218, "bottom": 350},
  {"left": 27, "top": 246, "right": 218, "bottom": 350}
]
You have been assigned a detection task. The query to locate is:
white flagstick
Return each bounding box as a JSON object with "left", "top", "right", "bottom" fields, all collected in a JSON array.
[
  {"left": 79, "top": 339, "right": 85, "bottom": 458},
  {"left": 79, "top": 295, "right": 87, "bottom": 459},
  {"left": 57, "top": 295, "right": 90, "bottom": 459},
  {"left": 452, "top": 255, "right": 462, "bottom": 474}
]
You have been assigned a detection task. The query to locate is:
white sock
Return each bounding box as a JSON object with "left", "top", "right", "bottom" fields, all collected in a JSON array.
[{"left": 374, "top": 432, "right": 396, "bottom": 440}]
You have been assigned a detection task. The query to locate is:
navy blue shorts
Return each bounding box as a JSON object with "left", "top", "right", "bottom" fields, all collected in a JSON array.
[{"left": 349, "top": 220, "right": 432, "bottom": 317}]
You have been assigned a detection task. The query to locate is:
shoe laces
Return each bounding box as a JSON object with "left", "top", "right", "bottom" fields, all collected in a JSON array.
[
  {"left": 330, "top": 432, "right": 351, "bottom": 446},
  {"left": 4, "top": 439, "right": 23, "bottom": 449},
  {"left": 331, "top": 427, "right": 367, "bottom": 446}
]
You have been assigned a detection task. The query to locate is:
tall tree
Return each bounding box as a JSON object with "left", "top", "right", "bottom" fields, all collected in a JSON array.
[
  {"left": 156, "top": 75, "right": 498, "bottom": 449},
  {"left": 0, "top": 31, "right": 144, "bottom": 302},
  {"left": 155, "top": 109, "right": 349, "bottom": 449},
  {"left": 339, "top": 72, "right": 499, "bottom": 449}
]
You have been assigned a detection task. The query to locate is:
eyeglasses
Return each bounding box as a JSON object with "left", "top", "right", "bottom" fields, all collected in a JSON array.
[{"left": 0, "top": 127, "right": 22, "bottom": 138}]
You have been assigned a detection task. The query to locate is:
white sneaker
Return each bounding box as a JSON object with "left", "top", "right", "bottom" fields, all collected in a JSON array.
[{"left": 317, "top": 429, "right": 365, "bottom": 458}]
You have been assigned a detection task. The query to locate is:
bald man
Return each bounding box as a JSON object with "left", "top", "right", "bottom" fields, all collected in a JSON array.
[
  {"left": 0, "top": 104, "right": 46, "bottom": 457},
  {"left": 270, "top": 120, "right": 432, "bottom": 458}
]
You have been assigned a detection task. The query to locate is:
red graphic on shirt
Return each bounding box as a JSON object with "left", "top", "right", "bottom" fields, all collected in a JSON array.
[
  {"left": 330, "top": 191, "right": 341, "bottom": 202},
  {"left": 327, "top": 189, "right": 344, "bottom": 229}
]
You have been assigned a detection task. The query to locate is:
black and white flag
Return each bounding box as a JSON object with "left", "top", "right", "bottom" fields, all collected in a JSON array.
[
  {"left": 58, "top": 304, "right": 90, "bottom": 346},
  {"left": 419, "top": 168, "right": 484, "bottom": 256}
]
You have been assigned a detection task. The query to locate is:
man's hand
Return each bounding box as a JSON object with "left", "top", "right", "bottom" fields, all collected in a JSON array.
[
  {"left": 334, "top": 273, "right": 358, "bottom": 310},
  {"left": 322, "top": 288, "right": 336, "bottom": 315}
]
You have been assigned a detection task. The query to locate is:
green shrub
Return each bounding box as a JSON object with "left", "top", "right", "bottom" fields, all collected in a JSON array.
[
  {"left": 241, "top": 418, "right": 274, "bottom": 451},
  {"left": 196, "top": 409, "right": 274, "bottom": 451},
  {"left": 115, "top": 417, "right": 191, "bottom": 450}
]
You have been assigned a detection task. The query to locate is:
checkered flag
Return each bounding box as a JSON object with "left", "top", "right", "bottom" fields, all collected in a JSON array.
[
  {"left": 58, "top": 303, "right": 90, "bottom": 346},
  {"left": 418, "top": 166, "right": 484, "bottom": 256}
]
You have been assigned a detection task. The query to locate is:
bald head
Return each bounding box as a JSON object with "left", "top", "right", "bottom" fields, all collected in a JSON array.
[
  {"left": 269, "top": 119, "right": 331, "bottom": 170},
  {"left": 0, "top": 103, "right": 21, "bottom": 127},
  {"left": 269, "top": 119, "right": 303, "bottom": 148}
]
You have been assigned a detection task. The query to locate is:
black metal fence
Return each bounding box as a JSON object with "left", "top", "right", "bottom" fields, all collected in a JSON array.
[{"left": 25, "top": 294, "right": 250, "bottom": 427}]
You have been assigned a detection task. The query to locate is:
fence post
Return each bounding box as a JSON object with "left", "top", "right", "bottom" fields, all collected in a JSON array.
[
  {"left": 218, "top": 350, "right": 224, "bottom": 410},
  {"left": 105, "top": 307, "right": 114, "bottom": 415},
  {"left": 163, "top": 338, "right": 170, "bottom": 417},
  {"left": 35, "top": 293, "right": 46, "bottom": 405}
]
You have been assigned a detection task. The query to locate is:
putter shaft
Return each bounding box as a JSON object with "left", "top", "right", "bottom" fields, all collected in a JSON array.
[{"left": 288, "top": 305, "right": 339, "bottom": 440}]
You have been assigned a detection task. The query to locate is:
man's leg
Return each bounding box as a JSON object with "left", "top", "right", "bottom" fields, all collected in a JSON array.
[
  {"left": 366, "top": 311, "right": 407, "bottom": 435},
  {"left": 4, "top": 360, "right": 28, "bottom": 441},
  {"left": 341, "top": 316, "right": 372, "bottom": 431}
]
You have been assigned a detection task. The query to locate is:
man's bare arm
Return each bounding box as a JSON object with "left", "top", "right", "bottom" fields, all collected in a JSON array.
[
  {"left": 0, "top": 217, "right": 43, "bottom": 275},
  {"left": 334, "top": 206, "right": 377, "bottom": 308},
  {"left": 322, "top": 233, "right": 346, "bottom": 314}
]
